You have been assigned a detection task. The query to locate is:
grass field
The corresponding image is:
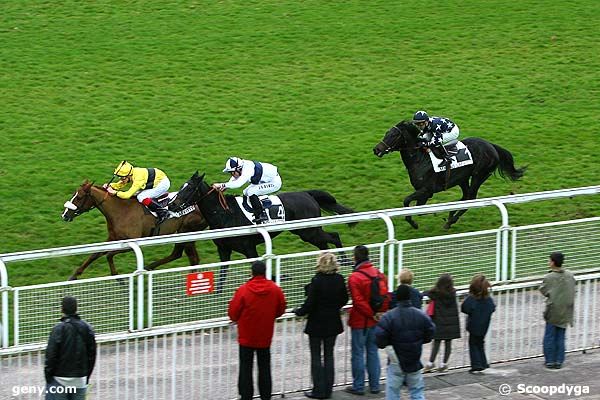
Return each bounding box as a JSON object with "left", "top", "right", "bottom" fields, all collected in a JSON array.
[{"left": 1, "top": 1, "right": 599, "bottom": 287}]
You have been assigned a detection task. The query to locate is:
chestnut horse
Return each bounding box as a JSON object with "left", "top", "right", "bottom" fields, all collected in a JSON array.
[{"left": 61, "top": 180, "right": 208, "bottom": 279}]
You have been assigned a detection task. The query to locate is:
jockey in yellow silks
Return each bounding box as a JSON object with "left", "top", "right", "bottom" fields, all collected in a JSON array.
[{"left": 105, "top": 160, "right": 170, "bottom": 224}]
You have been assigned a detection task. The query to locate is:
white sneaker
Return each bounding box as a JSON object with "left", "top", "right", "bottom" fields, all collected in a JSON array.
[
  {"left": 438, "top": 363, "right": 448, "bottom": 372},
  {"left": 423, "top": 362, "right": 435, "bottom": 373}
]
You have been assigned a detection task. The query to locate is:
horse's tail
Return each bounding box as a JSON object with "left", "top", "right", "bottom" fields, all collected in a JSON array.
[
  {"left": 305, "top": 190, "right": 357, "bottom": 227},
  {"left": 492, "top": 144, "right": 527, "bottom": 181}
]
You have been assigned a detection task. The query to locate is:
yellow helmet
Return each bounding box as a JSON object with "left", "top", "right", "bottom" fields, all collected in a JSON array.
[{"left": 114, "top": 160, "right": 134, "bottom": 177}]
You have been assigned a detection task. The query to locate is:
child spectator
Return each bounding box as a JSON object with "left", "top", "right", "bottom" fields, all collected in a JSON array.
[
  {"left": 461, "top": 274, "right": 496, "bottom": 373},
  {"left": 422, "top": 273, "right": 460, "bottom": 373}
]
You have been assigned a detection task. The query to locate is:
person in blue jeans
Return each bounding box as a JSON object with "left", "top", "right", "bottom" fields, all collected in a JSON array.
[
  {"left": 539, "top": 252, "right": 576, "bottom": 369},
  {"left": 375, "top": 285, "right": 435, "bottom": 400},
  {"left": 345, "top": 245, "right": 390, "bottom": 395}
]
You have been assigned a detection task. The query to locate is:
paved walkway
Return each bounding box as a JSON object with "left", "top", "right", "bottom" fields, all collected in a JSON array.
[{"left": 286, "top": 348, "right": 600, "bottom": 400}]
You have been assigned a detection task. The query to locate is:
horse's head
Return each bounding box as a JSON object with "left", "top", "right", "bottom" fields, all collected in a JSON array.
[
  {"left": 169, "top": 171, "right": 208, "bottom": 212},
  {"left": 373, "top": 120, "right": 421, "bottom": 157},
  {"left": 62, "top": 180, "right": 98, "bottom": 222}
]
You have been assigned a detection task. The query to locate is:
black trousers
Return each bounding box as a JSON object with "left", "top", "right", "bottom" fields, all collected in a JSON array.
[
  {"left": 468, "top": 334, "right": 489, "bottom": 370},
  {"left": 309, "top": 335, "right": 337, "bottom": 398},
  {"left": 239, "top": 345, "right": 272, "bottom": 400}
]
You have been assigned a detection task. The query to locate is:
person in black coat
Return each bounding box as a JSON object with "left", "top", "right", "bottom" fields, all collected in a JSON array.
[
  {"left": 294, "top": 252, "right": 349, "bottom": 399},
  {"left": 44, "top": 296, "right": 96, "bottom": 400},
  {"left": 422, "top": 273, "right": 461, "bottom": 373},
  {"left": 461, "top": 274, "right": 496, "bottom": 373}
]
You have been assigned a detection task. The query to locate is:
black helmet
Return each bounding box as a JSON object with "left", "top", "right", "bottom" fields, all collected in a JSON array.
[{"left": 412, "top": 110, "right": 429, "bottom": 123}]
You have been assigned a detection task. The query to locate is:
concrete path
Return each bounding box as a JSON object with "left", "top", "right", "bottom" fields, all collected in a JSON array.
[{"left": 285, "top": 348, "right": 600, "bottom": 400}]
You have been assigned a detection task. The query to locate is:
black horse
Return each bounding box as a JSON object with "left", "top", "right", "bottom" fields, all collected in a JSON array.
[
  {"left": 373, "top": 120, "right": 526, "bottom": 229},
  {"left": 169, "top": 172, "right": 356, "bottom": 261}
]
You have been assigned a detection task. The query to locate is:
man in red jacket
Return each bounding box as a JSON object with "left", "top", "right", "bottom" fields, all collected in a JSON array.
[
  {"left": 228, "top": 261, "right": 287, "bottom": 400},
  {"left": 345, "top": 245, "right": 389, "bottom": 396}
]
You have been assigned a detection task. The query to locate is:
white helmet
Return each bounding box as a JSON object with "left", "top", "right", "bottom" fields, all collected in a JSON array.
[{"left": 223, "top": 157, "right": 243, "bottom": 173}]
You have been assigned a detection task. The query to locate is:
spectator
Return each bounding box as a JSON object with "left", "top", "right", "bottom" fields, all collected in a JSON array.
[
  {"left": 228, "top": 261, "right": 287, "bottom": 400},
  {"left": 44, "top": 296, "right": 96, "bottom": 400},
  {"left": 422, "top": 273, "right": 460, "bottom": 373},
  {"left": 389, "top": 268, "right": 423, "bottom": 309},
  {"left": 294, "top": 252, "right": 349, "bottom": 399},
  {"left": 461, "top": 274, "right": 496, "bottom": 373},
  {"left": 375, "top": 285, "right": 435, "bottom": 400},
  {"left": 345, "top": 245, "right": 389, "bottom": 396},
  {"left": 539, "top": 252, "right": 576, "bottom": 369}
]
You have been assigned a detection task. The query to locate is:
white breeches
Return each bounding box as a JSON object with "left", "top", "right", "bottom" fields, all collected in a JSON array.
[
  {"left": 441, "top": 125, "right": 460, "bottom": 144},
  {"left": 243, "top": 175, "right": 282, "bottom": 196},
  {"left": 136, "top": 177, "right": 171, "bottom": 202}
]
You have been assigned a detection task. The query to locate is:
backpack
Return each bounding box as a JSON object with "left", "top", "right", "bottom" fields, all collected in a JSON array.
[{"left": 356, "top": 270, "right": 390, "bottom": 314}]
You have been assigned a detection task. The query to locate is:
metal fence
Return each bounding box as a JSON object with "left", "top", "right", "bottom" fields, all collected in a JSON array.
[
  {"left": 1, "top": 186, "right": 600, "bottom": 348},
  {"left": 511, "top": 217, "right": 600, "bottom": 280},
  {"left": 2, "top": 272, "right": 599, "bottom": 400}
]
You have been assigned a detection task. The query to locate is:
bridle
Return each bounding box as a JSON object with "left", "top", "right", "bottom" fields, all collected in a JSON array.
[
  {"left": 181, "top": 180, "right": 230, "bottom": 211},
  {"left": 377, "top": 124, "right": 406, "bottom": 153},
  {"left": 63, "top": 186, "right": 109, "bottom": 217}
]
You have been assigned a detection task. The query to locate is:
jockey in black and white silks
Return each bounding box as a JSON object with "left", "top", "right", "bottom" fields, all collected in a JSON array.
[
  {"left": 213, "top": 157, "right": 282, "bottom": 223},
  {"left": 412, "top": 110, "right": 460, "bottom": 168}
]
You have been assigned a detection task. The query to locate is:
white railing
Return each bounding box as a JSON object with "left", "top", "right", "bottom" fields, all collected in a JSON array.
[
  {"left": 2, "top": 272, "right": 599, "bottom": 400},
  {"left": 1, "top": 185, "right": 599, "bottom": 347}
]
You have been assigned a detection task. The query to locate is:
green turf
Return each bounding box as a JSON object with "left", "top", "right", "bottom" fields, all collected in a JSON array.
[{"left": 1, "top": 0, "right": 599, "bottom": 287}]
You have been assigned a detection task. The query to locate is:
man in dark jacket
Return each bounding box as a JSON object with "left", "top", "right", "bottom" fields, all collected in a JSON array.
[
  {"left": 228, "top": 261, "right": 287, "bottom": 400},
  {"left": 44, "top": 296, "right": 96, "bottom": 400},
  {"left": 375, "top": 285, "right": 435, "bottom": 400}
]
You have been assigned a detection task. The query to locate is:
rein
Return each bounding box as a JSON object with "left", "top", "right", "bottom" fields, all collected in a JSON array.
[{"left": 204, "top": 187, "right": 230, "bottom": 211}]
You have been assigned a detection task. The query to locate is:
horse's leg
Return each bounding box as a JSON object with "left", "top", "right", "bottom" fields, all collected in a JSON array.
[
  {"left": 444, "top": 173, "right": 492, "bottom": 229},
  {"left": 183, "top": 242, "right": 200, "bottom": 266},
  {"left": 106, "top": 249, "right": 133, "bottom": 276},
  {"left": 69, "top": 251, "right": 107, "bottom": 280},
  {"left": 145, "top": 243, "right": 186, "bottom": 271},
  {"left": 446, "top": 181, "right": 470, "bottom": 223},
  {"left": 216, "top": 245, "right": 233, "bottom": 294},
  {"left": 403, "top": 189, "right": 432, "bottom": 229}
]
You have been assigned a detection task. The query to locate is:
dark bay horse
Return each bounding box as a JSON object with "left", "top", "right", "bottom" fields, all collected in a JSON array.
[
  {"left": 373, "top": 120, "right": 526, "bottom": 229},
  {"left": 61, "top": 181, "right": 208, "bottom": 279},
  {"left": 169, "top": 172, "right": 356, "bottom": 261}
]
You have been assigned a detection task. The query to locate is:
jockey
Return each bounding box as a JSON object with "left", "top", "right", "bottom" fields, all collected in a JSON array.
[
  {"left": 412, "top": 110, "right": 460, "bottom": 168},
  {"left": 105, "top": 160, "right": 171, "bottom": 224},
  {"left": 212, "top": 157, "right": 282, "bottom": 224}
]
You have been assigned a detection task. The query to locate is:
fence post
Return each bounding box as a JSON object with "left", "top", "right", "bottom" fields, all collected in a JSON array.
[
  {"left": 491, "top": 200, "right": 510, "bottom": 281},
  {"left": 0, "top": 259, "right": 8, "bottom": 348},
  {"left": 377, "top": 213, "right": 396, "bottom": 289},
  {"left": 257, "top": 228, "right": 274, "bottom": 280},
  {"left": 128, "top": 242, "right": 145, "bottom": 330}
]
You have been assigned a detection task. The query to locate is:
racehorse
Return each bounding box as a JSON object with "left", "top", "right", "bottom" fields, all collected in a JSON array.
[
  {"left": 61, "top": 180, "right": 208, "bottom": 279},
  {"left": 169, "top": 172, "right": 356, "bottom": 261},
  {"left": 373, "top": 120, "right": 526, "bottom": 229}
]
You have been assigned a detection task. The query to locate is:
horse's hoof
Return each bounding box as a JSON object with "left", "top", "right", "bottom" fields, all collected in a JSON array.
[
  {"left": 409, "top": 221, "right": 419, "bottom": 229},
  {"left": 443, "top": 222, "right": 452, "bottom": 230},
  {"left": 67, "top": 275, "right": 77, "bottom": 281}
]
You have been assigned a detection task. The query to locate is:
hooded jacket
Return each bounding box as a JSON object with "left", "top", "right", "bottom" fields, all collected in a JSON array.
[{"left": 228, "top": 275, "right": 287, "bottom": 348}]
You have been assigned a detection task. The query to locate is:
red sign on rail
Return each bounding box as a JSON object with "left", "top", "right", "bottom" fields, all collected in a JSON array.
[{"left": 186, "top": 272, "right": 214, "bottom": 296}]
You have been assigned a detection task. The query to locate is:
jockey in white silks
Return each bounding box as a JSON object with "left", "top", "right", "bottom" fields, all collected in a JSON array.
[
  {"left": 412, "top": 110, "right": 460, "bottom": 168},
  {"left": 212, "top": 157, "right": 282, "bottom": 223}
]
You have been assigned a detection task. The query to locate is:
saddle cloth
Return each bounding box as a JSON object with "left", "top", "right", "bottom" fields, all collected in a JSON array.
[
  {"left": 428, "top": 141, "right": 474, "bottom": 173},
  {"left": 146, "top": 192, "right": 195, "bottom": 219},
  {"left": 235, "top": 195, "right": 286, "bottom": 225}
]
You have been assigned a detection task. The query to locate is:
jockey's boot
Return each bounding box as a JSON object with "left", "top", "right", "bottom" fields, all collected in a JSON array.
[
  {"left": 437, "top": 145, "right": 453, "bottom": 169},
  {"left": 249, "top": 194, "right": 266, "bottom": 224},
  {"left": 146, "top": 199, "right": 169, "bottom": 225}
]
